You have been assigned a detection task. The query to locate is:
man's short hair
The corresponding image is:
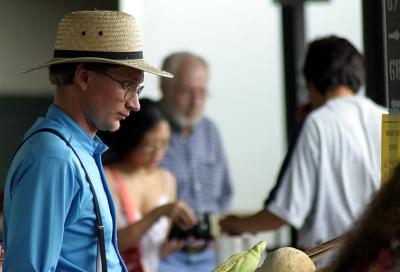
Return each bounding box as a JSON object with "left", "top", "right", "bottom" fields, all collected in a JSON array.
[
  {"left": 303, "top": 35, "right": 365, "bottom": 95},
  {"left": 160, "top": 52, "right": 208, "bottom": 90},
  {"left": 49, "top": 63, "right": 120, "bottom": 86}
]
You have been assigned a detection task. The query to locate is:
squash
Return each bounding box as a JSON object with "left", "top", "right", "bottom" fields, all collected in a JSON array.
[{"left": 255, "top": 247, "right": 316, "bottom": 272}]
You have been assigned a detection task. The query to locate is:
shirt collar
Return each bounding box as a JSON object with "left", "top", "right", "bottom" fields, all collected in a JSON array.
[{"left": 46, "top": 104, "right": 108, "bottom": 156}]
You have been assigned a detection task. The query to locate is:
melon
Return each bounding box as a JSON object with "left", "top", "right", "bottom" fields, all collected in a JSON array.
[{"left": 255, "top": 247, "right": 316, "bottom": 272}]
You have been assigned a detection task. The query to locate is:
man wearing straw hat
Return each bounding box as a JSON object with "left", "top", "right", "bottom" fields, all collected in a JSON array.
[{"left": 2, "top": 10, "right": 172, "bottom": 271}]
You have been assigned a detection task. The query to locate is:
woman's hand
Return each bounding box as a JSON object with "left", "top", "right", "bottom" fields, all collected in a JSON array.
[
  {"left": 159, "top": 239, "right": 184, "bottom": 259},
  {"left": 161, "top": 201, "right": 197, "bottom": 230}
]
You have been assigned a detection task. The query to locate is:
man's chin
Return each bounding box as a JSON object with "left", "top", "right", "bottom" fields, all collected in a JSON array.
[
  {"left": 110, "top": 123, "right": 121, "bottom": 132},
  {"left": 185, "top": 114, "right": 202, "bottom": 127},
  {"left": 100, "top": 122, "right": 120, "bottom": 133},
  {"left": 166, "top": 107, "right": 202, "bottom": 129}
]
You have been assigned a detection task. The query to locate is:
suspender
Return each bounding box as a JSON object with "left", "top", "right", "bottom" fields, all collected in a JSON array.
[{"left": 14, "top": 128, "right": 108, "bottom": 272}]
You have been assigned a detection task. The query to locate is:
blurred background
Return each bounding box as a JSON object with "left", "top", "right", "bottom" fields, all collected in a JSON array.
[{"left": 0, "top": 0, "right": 386, "bottom": 249}]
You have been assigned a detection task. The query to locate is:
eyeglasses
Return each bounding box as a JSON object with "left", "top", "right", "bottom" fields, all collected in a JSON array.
[
  {"left": 140, "top": 141, "right": 169, "bottom": 153},
  {"left": 102, "top": 72, "right": 144, "bottom": 100},
  {"left": 176, "top": 88, "right": 208, "bottom": 100}
]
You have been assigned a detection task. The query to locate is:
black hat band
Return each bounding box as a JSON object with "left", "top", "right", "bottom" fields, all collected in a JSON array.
[{"left": 53, "top": 50, "right": 144, "bottom": 60}]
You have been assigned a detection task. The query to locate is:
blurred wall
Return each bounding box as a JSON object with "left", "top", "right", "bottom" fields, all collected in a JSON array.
[
  {"left": 306, "top": 1, "right": 363, "bottom": 48},
  {"left": 121, "top": 0, "right": 364, "bottom": 213},
  {"left": 0, "top": 0, "right": 364, "bottom": 214},
  {"left": 121, "top": 0, "right": 287, "bottom": 213},
  {"left": 0, "top": 0, "right": 118, "bottom": 186},
  {"left": 0, "top": 0, "right": 118, "bottom": 95}
]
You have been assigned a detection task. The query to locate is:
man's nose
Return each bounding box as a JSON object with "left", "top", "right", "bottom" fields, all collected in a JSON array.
[
  {"left": 126, "top": 96, "right": 140, "bottom": 112},
  {"left": 191, "top": 94, "right": 204, "bottom": 108}
]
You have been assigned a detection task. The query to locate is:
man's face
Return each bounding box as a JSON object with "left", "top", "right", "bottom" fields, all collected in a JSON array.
[
  {"left": 167, "top": 59, "right": 208, "bottom": 128},
  {"left": 84, "top": 66, "right": 144, "bottom": 133}
]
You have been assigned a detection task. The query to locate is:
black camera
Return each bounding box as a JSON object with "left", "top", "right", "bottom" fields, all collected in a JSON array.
[{"left": 168, "top": 213, "right": 213, "bottom": 241}]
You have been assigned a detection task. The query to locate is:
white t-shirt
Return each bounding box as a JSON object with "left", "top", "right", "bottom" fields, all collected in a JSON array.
[{"left": 267, "top": 95, "right": 386, "bottom": 253}]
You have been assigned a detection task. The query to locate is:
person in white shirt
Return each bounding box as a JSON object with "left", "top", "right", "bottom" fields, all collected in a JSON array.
[{"left": 219, "top": 35, "right": 386, "bottom": 266}]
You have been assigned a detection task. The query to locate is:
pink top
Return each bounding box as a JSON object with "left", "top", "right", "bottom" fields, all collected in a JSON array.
[{"left": 111, "top": 168, "right": 170, "bottom": 272}]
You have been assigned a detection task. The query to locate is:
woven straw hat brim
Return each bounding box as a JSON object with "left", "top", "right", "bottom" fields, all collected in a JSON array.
[
  {"left": 23, "top": 57, "right": 173, "bottom": 78},
  {"left": 23, "top": 11, "right": 173, "bottom": 78}
]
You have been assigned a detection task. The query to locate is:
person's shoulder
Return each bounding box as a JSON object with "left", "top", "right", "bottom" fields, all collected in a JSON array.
[
  {"left": 9, "top": 130, "right": 79, "bottom": 185},
  {"left": 198, "top": 116, "right": 220, "bottom": 131},
  {"left": 303, "top": 107, "right": 326, "bottom": 126},
  {"left": 296, "top": 108, "right": 330, "bottom": 141},
  {"left": 103, "top": 166, "right": 114, "bottom": 184},
  {"left": 360, "top": 96, "right": 387, "bottom": 113},
  {"left": 22, "top": 121, "right": 75, "bottom": 163},
  {"left": 159, "top": 168, "right": 176, "bottom": 185},
  {"left": 158, "top": 168, "right": 176, "bottom": 198}
]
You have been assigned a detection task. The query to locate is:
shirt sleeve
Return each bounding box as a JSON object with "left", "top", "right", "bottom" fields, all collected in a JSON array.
[
  {"left": 218, "top": 159, "right": 232, "bottom": 211},
  {"left": 266, "top": 117, "right": 320, "bottom": 229},
  {"left": 214, "top": 126, "right": 233, "bottom": 211},
  {"left": 4, "top": 157, "right": 79, "bottom": 271}
]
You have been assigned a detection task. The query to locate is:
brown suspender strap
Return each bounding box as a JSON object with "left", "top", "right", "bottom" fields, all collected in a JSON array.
[{"left": 15, "top": 128, "right": 108, "bottom": 272}]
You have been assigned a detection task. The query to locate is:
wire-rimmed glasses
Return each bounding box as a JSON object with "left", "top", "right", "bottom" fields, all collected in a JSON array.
[{"left": 102, "top": 72, "right": 144, "bottom": 100}]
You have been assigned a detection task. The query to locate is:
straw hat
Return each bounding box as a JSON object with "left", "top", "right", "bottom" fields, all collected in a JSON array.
[{"left": 25, "top": 10, "right": 173, "bottom": 78}]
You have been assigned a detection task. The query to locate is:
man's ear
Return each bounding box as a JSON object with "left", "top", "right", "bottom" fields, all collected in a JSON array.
[{"left": 74, "top": 63, "right": 90, "bottom": 91}]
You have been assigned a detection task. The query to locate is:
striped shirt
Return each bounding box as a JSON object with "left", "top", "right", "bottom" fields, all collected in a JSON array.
[{"left": 161, "top": 117, "right": 232, "bottom": 213}]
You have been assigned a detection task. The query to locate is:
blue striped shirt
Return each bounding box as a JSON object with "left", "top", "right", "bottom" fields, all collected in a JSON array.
[
  {"left": 3, "top": 104, "right": 126, "bottom": 271},
  {"left": 161, "top": 117, "right": 232, "bottom": 213}
]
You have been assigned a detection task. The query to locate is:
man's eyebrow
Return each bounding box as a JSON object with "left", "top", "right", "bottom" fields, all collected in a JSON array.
[
  {"left": 126, "top": 74, "right": 144, "bottom": 83},
  {"left": 122, "top": 77, "right": 143, "bottom": 84}
]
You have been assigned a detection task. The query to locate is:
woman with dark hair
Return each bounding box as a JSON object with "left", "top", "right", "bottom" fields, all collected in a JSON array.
[
  {"left": 330, "top": 164, "right": 400, "bottom": 271},
  {"left": 100, "top": 98, "right": 196, "bottom": 272}
]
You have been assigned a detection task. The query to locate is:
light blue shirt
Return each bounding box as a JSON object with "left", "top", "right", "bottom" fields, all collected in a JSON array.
[
  {"left": 160, "top": 117, "right": 232, "bottom": 213},
  {"left": 3, "top": 104, "right": 126, "bottom": 271}
]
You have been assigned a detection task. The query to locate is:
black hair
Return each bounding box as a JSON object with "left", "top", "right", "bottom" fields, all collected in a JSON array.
[
  {"left": 303, "top": 35, "right": 365, "bottom": 95},
  {"left": 99, "top": 98, "right": 166, "bottom": 163}
]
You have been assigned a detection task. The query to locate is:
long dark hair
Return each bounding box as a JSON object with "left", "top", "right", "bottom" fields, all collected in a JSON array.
[
  {"left": 99, "top": 98, "right": 166, "bottom": 164},
  {"left": 331, "top": 164, "right": 400, "bottom": 271}
]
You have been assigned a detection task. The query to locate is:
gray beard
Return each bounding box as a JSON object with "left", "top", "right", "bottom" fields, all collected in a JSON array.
[{"left": 158, "top": 101, "right": 202, "bottom": 131}]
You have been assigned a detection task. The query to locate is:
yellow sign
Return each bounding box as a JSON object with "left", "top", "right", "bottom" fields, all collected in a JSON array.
[{"left": 381, "top": 114, "right": 400, "bottom": 183}]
